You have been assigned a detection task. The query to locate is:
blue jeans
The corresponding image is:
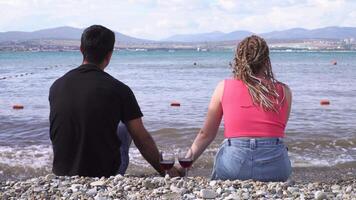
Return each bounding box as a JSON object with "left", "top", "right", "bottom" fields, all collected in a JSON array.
[
  {"left": 211, "top": 138, "right": 292, "bottom": 182},
  {"left": 117, "top": 123, "right": 132, "bottom": 175}
]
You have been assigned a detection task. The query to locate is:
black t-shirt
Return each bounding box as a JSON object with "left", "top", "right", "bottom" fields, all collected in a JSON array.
[{"left": 49, "top": 64, "right": 143, "bottom": 177}]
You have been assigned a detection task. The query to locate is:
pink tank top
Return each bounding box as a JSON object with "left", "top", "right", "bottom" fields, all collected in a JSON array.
[{"left": 222, "top": 79, "right": 288, "bottom": 138}]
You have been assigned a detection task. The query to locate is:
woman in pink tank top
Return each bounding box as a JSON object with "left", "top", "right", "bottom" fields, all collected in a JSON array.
[{"left": 180, "top": 35, "right": 292, "bottom": 181}]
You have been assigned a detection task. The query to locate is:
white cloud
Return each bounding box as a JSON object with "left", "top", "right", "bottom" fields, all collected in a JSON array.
[
  {"left": 217, "top": 0, "right": 238, "bottom": 10},
  {"left": 0, "top": 0, "right": 355, "bottom": 40}
]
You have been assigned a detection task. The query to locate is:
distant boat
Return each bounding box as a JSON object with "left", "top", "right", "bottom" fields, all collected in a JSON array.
[
  {"left": 135, "top": 48, "right": 147, "bottom": 52},
  {"left": 168, "top": 49, "right": 175, "bottom": 53},
  {"left": 201, "top": 48, "right": 208, "bottom": 52},
  {"left": 196, "top": 47, "right": 201, "bottom": 52}
]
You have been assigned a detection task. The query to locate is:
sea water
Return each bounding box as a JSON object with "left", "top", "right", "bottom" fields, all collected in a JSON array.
[{"left": 0, "top": 50, "right": 355, "bottom": 180}]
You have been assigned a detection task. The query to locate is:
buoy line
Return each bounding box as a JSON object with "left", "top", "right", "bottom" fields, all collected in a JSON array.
[{"left": 0, "top": 64, "right": 75, "bottom": 81}]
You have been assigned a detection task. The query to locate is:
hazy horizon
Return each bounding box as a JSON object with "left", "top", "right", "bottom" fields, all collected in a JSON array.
[{"left": 0, "top": 0, "right": 356, "bottom": 40}]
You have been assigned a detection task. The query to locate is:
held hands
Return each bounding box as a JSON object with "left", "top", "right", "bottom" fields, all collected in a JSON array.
[
  {"left": 159, "top": 148, "right": 194, "bottom": 177},
  {"left": 167, "top": 166, "right": 188, "bottom": 177},
  {"left": 162, "top": 166, "right": 186, "bottom": 177},
  {"left": 176, "top": 165, "right": 186, "bottom": 177},
  {"left": 166, "top": 166, "right": 182, "bottom": 177}
]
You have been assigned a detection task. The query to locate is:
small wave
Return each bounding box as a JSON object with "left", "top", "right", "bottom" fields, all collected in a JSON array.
[
  {"left": 291, "top": 152, "right": 355, "bottom": 167},
  {"left": 0, "top": 145, "right": 52, "bottom": 169},
  {"left": 0, "top": 145, "right": 52, "bottom": 181},
  {"left": 1, "top": 137, "right": 355, "bottom": 181}
]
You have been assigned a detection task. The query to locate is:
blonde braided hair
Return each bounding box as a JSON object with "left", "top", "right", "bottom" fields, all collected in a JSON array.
[{"left": 231, "top": 35, "right": 280, "bottom": 111}]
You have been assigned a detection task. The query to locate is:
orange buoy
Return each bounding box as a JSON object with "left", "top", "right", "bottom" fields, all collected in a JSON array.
[
  {"left": 320, "top": 100, "right": 330, "bottom": 106},
  {"left": 170, "top": 101, "right": 181, "bottom": 107},
  {"left": 13, "top": 104, "right": 24, "bottom": 109}
]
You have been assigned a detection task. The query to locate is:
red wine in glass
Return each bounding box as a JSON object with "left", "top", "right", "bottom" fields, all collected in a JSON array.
[
  {"left": 160, "top": 160, "right": 175, "bottom": 170},
  {"left": 178, "top": 158, "right": 193, "bottom": 168},
  {"left": 159, "top": 151, "right": 175, "bottom": 175},
  {"left": 178, "top": 148, "right": 194, "bottom": 177}
]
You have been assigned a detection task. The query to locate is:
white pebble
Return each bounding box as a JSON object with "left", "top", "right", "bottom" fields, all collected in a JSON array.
[
  {"left": 287, "top": 186, "right": 299, "bottom": 193},
  {"left": 94, "top": 193, "right": 106, "bottom": 200},
  {"left": 209, "top": 180, "right": 217, "bottom": 187},
  {"left": 256, "top": 190, "right": 266, "bottom": 196},
  {"left": 170, "top": 185, "right": 182, "bottom": 193},
  {"left": 242, "top": 192, "right": 250, "bottom": 200},
  {"left": 90, "top": 180, "right": 105, "bottom": 187},
  {"left": 216, "top": 187, "right": 222, "bottom": 195},
  {"left": 224, "top": 193, "right": 239, "bottom": 200},
  {"left": 183, "top": 193, "right": 196, "bottom": 199},
  {"left": 345, "top": 185, "right": 352, "bottom": 193},
  {"left": 314, "top": 191, "right": 327, "bottom": 200},
  {"left": 123, "top": 185, "right": 131, "bottom": 191},
  {"left": 200, "top": 189, "right": 218, "bottom": 199},
  {"left": 86, "top": 187, "right": 97, "bottom": 196},
  {"left": 331, "top": 185, "right": 340, "bottom": 191}
]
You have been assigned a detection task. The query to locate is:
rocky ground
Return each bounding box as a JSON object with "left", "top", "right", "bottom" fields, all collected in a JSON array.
[{"left": 0, "top": 174, "right": 355, "bottom": 199}]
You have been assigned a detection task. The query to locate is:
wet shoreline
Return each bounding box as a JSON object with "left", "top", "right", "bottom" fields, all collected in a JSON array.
[
  {"left": 1, "top": 160, "right": 356, "bottom": 184},
  {"left": 126, "top": 162, "right": 356, "bottom": 184},
  {"left": 1, "top": 143, "right": 356, "bottom": 183}
]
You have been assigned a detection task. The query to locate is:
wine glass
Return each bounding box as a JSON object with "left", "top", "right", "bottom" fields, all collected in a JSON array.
[
  {"left": 159, "top": 151, "right": 175, "bottom": 176},
  {"left": 178, "top": 148, "right": 194, "bottom": 177}
]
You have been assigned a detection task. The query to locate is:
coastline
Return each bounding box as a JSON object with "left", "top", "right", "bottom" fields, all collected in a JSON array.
[
  {"left": 1, "top": 165, "right": 355, "bottom": 199},
  {"left": 1, "top": 48, "right": 356, "bottom": 53}
]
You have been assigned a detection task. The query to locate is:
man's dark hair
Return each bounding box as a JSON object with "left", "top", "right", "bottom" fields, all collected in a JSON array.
[{"left": 80, "top": 25, "right": 115, "bottom": 64}]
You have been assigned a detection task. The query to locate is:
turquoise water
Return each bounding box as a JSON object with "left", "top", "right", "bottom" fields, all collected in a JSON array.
[{"left": 0, "top": 50, "right": 356, "bottom": 180}]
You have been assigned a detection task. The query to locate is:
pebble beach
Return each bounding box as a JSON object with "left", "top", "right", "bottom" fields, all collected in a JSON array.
[{"left": 1, "top": 173, "right": 355, "bottom": 200}]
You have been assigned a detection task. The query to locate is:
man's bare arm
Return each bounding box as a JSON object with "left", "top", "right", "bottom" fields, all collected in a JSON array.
[{"left": 125, "top": 118, "right": 165, "bottom": 176}]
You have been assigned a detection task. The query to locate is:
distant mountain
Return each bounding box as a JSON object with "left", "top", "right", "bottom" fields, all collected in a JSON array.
[
  {"left": 163, "top": 30, "right": 253, "bottom": 42},
  {"left": 1, "top": 26, "right": 356, "bottom": 44},
  {"left": 164, "top": 31, "right": 224, "bottom": 42},
  {"left": 164, "top": 27, "right": 356, "bottom": 42},
  {"left": 0, "top": 26, "right": 148, "bottom": 43},
  {"left": 261, "top": 26, "right": 356, "bottom": 40},
  {"left": 218, "top": 30, "right": 254, "bottom": 41}
]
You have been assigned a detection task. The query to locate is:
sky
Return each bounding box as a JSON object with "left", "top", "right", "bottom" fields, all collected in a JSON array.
[{"left": 0, "top": 0, "right": 355, "bottom": 40}]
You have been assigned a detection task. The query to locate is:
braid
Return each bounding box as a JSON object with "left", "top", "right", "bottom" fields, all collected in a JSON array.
[{"left": 231, "top": 35, "right": 280, "bottom": 111}]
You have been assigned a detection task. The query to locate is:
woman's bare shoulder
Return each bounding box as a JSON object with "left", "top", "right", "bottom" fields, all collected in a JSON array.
[
  {"left": 217, "top": 80, "right": 225, "bottom": 89},
  {"left": 212, "top": 80, "right": 226, "bottom": 102},
  {"left": 277, "top": 81, "right": 292, "bottom": 94}
]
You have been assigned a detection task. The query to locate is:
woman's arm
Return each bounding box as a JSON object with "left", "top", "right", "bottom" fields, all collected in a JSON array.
[
  {"left": 189, "top": 80, "right": 224, "bottom": 162},
  {"left": 284, "top": 84, "right": 292, "bottom": 122}
]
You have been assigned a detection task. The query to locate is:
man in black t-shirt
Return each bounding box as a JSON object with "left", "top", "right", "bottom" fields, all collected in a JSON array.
[{"left": 49, "top": 25, "right": 172, "bottom": 177}]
